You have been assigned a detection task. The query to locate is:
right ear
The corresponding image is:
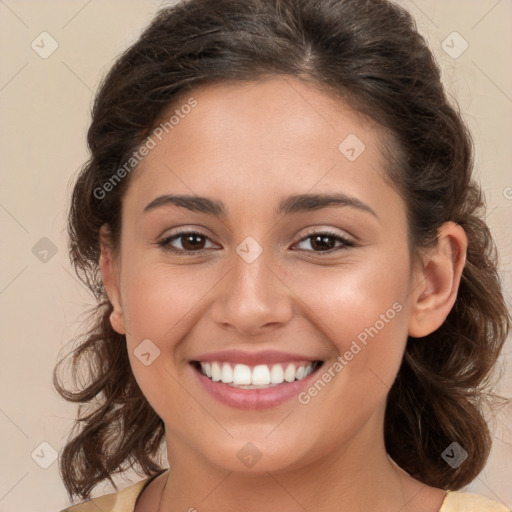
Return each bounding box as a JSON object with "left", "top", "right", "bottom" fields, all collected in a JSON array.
[{"left": 99, "top": 225, "right": 126, "bottom": 335}]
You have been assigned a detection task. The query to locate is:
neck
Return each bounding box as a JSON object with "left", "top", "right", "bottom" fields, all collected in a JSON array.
[{"left": 157, "top": 422, "right": 434, "bottom": 512}]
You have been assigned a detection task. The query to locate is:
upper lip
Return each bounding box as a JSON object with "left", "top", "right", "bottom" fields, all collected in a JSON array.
[{"left": 190, "top": 349, "right": 321, "bottom": 366}]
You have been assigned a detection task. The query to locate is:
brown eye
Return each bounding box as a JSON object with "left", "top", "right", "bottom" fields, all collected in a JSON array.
[
  {"left": 158, "top": 231, "right": 217, "bottom": 254},
  {"left": 294, "top": 231, "right": 355, "bottom": 254},
  {"left": 309, "top": 234, "right": 337, "bottom": 251},
  {"left": 180, "top": 233, "right": 207, "bottom": 250}
]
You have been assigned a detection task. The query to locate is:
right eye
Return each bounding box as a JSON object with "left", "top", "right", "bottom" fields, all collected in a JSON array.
[{"left": 157, "top": 230, "right": 219, "bottom": 255}]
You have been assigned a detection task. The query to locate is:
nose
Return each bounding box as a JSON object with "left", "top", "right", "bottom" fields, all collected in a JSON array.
[{"left": 210, "top": 248, "right": 294, "bottom": 336}]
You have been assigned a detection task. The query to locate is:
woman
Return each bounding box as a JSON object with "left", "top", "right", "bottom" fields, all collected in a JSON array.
[{"left": 55, "top": 0, "right": 511, "bottom": 510}]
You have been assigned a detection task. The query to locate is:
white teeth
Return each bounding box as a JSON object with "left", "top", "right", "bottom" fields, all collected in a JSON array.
[
  {"left": 283, "top": 364, "right": 296, "bottom": 382},
  {"left": 211, "top": 362, "right": 222, "bottom": 382},
  {"left": 233, "top": 364, "right": 252, "bottom": 385},
  {"left": 221, "top": 362, "right": 233, "bottom": 383},
  {"left": 251, "top": 365, "right": 270, "bottom": 385},
  {"left": 269, "top": 364, "right": 284, "bottom": 384},
  {"left": 198, "top": 361, "right": 319, "bottom": 387}
]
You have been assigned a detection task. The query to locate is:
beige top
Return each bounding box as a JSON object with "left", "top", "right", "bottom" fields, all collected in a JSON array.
[{"left": 62, "top": 474, "right": 511, "bottom": 512}]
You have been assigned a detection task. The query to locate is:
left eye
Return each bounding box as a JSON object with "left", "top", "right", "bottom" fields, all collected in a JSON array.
[{"left": 293, "top": 232, "right": 354, "bottom": 253}]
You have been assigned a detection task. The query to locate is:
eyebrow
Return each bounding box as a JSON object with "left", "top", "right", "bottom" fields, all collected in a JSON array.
[{"left": 143, "top": 193, "right": 378, "bottom": 218}]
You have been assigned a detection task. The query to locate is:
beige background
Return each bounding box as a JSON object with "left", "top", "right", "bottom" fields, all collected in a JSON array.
[{"left": 0, "top": 1, "right": 511, "bottom": 511}]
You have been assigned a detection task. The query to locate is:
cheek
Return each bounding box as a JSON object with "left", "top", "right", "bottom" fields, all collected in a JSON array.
[
  {"left": 292, "top": 255, "right": 410, "bottom": 383},
  {"left": 287, "top": 259, "right": 410, "bottom": 437},
  {"left": 120, "top": 261, "right": 215, "bottom": 349},
  {"left": 119, "top": 260, "right": 219, "bottom": 418}
]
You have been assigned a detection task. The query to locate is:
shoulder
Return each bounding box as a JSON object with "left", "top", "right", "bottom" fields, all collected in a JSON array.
[
  {"left": 441, "top": 491, "right": 511, "bottom": 512},
  {"left": 59, "top": 478, "right": 150, "bottom": 512}
]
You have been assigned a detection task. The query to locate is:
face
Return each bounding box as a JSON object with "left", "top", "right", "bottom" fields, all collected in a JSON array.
[{"left": 103, "top": 77, "right": 422, "bottom": 474}]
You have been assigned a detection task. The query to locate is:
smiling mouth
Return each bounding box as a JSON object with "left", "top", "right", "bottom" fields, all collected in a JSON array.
[{"left": 191, "top": 360, "right": 324, "bottom": 389}]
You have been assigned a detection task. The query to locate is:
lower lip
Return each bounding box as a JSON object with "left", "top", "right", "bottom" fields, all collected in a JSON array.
[{"left": 191, "top": 363, "right": 323, "bottom": 410}]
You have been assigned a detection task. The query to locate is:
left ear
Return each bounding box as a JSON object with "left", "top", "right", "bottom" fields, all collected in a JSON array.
[{"left": 408, "top": 221, "right": 468, "bottom": 338}]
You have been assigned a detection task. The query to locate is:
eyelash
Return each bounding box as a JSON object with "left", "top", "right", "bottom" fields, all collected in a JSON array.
[{"left": 156, "top": 229, "right": 356, "bottom": 256}]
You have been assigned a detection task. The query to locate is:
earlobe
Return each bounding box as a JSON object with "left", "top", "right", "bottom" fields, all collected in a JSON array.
[
  {"left": 99, "top": 225, "right": 126, "bottom": 335},
  {"left": 408, "top": 222, "right": 467, "bottom": 338},
  {"left": 109, "top": 310, "right": 126, "bottom": 335}
]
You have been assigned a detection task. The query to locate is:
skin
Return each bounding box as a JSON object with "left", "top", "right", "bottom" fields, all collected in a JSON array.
[{"left": 100, "top": 77, "right": 467, "bottom": 512}]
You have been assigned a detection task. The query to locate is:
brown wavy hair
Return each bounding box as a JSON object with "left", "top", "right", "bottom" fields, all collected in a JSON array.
[{"left": 54, "top": 0, "right": 511, "bottom": 501}]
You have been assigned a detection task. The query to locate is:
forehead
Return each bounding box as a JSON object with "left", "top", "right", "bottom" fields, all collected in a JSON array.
[
  {"left": 155, "top": 77, "right": 381, "bottom": 154},
  {"left": 125, "top": 76, "right": 399, "bottom": 215}
]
